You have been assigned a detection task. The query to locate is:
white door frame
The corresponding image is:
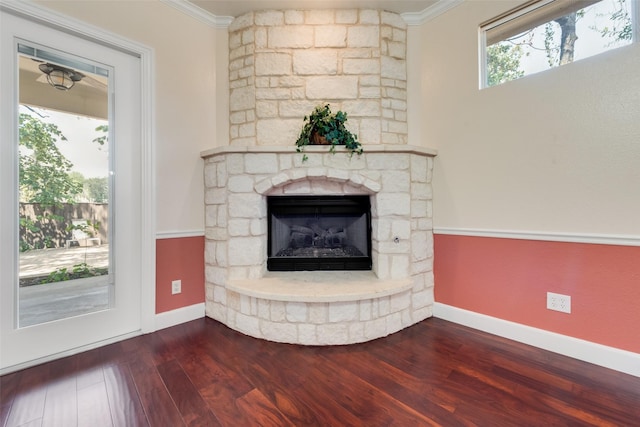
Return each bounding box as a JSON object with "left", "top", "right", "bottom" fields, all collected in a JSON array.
[{"left": 0, "top": 0, "right": 156, "bottom": 374}]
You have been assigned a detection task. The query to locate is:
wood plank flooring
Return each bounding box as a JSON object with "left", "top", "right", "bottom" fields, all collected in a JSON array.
[{"left": 2, "top": 317, "right": 639, "bottom": 426}]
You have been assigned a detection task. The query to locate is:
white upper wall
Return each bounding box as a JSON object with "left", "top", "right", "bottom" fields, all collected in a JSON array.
[
  {"left": 408, "top": 0, "right": 640, "bottom": 236},
  {"left": 35, "top": 0, "right": 225, "bottom": 234},
  {"left": 34, "top": 0, "right": 640, "bottom": 237}
]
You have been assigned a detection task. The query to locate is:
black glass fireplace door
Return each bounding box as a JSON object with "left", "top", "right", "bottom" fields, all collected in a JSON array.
[{"left": 267, "top": 196, "right": 372, "bottom": 271}]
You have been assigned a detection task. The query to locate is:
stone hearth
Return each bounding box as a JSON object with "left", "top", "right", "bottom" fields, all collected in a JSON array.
[{"left": 201, "top": 145, "right": 436, "bottom": 345}]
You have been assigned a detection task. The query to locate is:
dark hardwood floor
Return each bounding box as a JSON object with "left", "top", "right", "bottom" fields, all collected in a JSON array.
[{"left": 2, "top": 317, "right": 639, "bottom": 426}]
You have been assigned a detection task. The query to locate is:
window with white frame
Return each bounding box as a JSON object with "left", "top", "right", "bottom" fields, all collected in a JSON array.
[{"left": 480, "top": 0, "right": 638, "bottom": 88}]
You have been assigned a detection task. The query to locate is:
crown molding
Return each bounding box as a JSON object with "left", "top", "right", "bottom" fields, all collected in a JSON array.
[
  {"left": 162, "top": 0, "right": 463, "bottom": 29},
  {"left": 159, "top": 0, "right": 233, "bottom": 29},
  {"left": 402, "top": 0, "right": 464, "bottom": 26}
]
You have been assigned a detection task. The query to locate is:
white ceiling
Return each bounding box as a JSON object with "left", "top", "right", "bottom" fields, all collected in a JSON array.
[{"left": 188, "top": 0, "right": 441, "bottom": 17}]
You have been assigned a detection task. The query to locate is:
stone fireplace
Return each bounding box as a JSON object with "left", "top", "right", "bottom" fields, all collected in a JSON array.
[{"left": 201, "top": 8, "right": 437, "bottom": 345}]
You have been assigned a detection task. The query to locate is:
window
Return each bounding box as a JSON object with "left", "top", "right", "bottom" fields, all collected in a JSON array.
[{"left": 480, "top": 0, "right": 638, "bottom": 88}]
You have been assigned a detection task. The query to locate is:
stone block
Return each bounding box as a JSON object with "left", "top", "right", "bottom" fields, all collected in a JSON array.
[
  {"left": 279, "top": 100, "right": 319, "bottom": 117},
  {"left": 315, "top": 26, "right": 347, "bottom": 48},
  {"left": 205, "top": 241, "right": 216, "bottom": 264},
  {"left": 257, "top": 119, "right": 300, "bottom": 146},
  {"left": 381, "top": 170, "right": 410, "bottom": 192},
  {"left": 229, "top": 12, "right": 254, "bottom": 32},
  {"left": 411, "top": 183, "right": 432, "bottom": 200},
  {"left": 309, "top": 303, "right": 328, "bottom": 324},
  {"left": 228, "top": 219, "right": 251, "bottom": 237},
  {"left": 341, "top": 101, "right": 380, "bottom": 118},
  {"left": 283, "top": 180, "right": 311, "bottom": 194},
  {"left": 386, "top": 312, "right": 403, "bottom": 334},
  {"left": 392, "top": 220, "right": 412, "bottom": 240},
  {"left": 381, "top": 56, "right": 406, "bottom": 80},
  {"left": 261, "top": 320, "right": 298, "bottom": 343},
  {"left": 359, "top": 300, "right": 372, "bottom": 321},
  {"left": 387, "top": 41, "right": 406, "bottom": 59},
  {"left": 305, "top": 10, "right": 334, "bottom": 25},
  {"left": 376, "top": 193, "right": 410, "bottom": 216},
  {"left": 255, "top": 52, "right": 292, "bottom": 76},
  {"left": 359, "top": 86, "right": 381, "bottom": 99},
  {"left": 293, "top": 50, "right": 338, "bottom": 75},
  {"left": 360, "top": 10, "right": 380, "bottom": 24},
  {"left": 270, "top": 301, "right": 286, "bottom": 322},
  {"left": 278, "top": 76, "right": 306, "bottom": 87},
  {"left": 317, "top": 324, "right": 349, "bottom": 345},
  {"left": 286, "top": 302, "right": 308, "bottom": 322},
  {"left": 228, "top": 175, "right": 255, "bottom": 193},
  {"left": 255, "top": 10, "right": 284, "bottom": 26},
  {"left": 348, "top": 26, "right": 380, "bottom": 48},
  {"left": 204, "top": 164, "right": 217, "bottom": 187},
  {"left": 285, "top": 10, "right": 304, "bottom": 24},
  {"left": 230, "top": 86, "right": 256, "bottom": 111},
  {"left": 389, "top": 291, "right": 411, "bottom": 313},
  {"left": 256, "top": 100, "right": 278, "bottom": 118},
  {"left": 268, "top": 26, "right": 314, "bottom": 48},
  {"left": 412, "top": 288, "right": 434, "bottom": 309},
  {"left": 239, "top": 123, "right": 255, "bottom": 138},
  {"left": 411, "top": 155, "right": 428, "bottom": 182},
  {"left": 256, "top": 89, "right": 290, "bottom": 101},
  {"left": 364, "top": 317, "right": 387, "bottom": 340},
  {"left": 368, "top": 153, "right": 409, "bottom": 170},
  {"left": 343, "top": 58, "right": 380, "bottom": 75},
  {"left": 306, "top": 76, "right": 358, "bottom": 99},
  {"left": 250, "top": 218, "right": 266, "bottom": 236},
  {"left": 381, "top": 11, "right": 407, "bottom": 28},
  {"left": 229, "top": 193, "right": 265, "bottom": 218},
  {"left": 229, "top": 32, "right": 242, "bottom": 49},
  {"left": 245, "top": 153, "right": 279, "bottom": 174},
  {"left": 329, "top": 301, "right": 359, "bottom": 322},
  {"left": 390, "top": 255, "right": 410, "bottom": 279},
  {"left": 358, "top": 118, "right": 381, "bottom": 144},
  {"left": 257, "top": 299, "right": 270, "bottom": 319},
  {"left": 336, "top": 9, "right": 358, "bottom": 24},
  {"left": 228, "top": 236, "right": 263, "bottom": 266},
  {"left": 297, "top": 324, "right": 318, "bottom": 344},
  {"left": 205, "top": 266, "right": 227, "bottom": 286},
  {"left": 255, "top": 27, "right": 267, "bottom": 49}
]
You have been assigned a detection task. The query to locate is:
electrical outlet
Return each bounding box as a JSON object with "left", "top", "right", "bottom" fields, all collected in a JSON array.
[
  {"left": 547, "top": 292, "right": 571, "bottom": 313},
  {"left": 171, "top": 279, "right": 182, "bottom": 295}
]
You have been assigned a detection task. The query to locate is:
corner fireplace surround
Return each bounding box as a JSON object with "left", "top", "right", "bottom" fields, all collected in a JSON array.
[{"left": 201, "top": 144, "right": 436, "bottom": 345}]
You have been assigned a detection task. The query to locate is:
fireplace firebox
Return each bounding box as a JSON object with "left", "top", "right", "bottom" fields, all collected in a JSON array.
[{"left": 267, "top": 195, "right": 372, "bottom": 271}]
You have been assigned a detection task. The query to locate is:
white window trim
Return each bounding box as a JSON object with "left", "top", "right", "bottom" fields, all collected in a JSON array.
[{"left": 479, "top": 0, "right": 638, "bottom": 88}]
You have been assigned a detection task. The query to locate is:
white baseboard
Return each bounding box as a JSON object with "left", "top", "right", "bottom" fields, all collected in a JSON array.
[
  {"left": 433, "top": 303, "right": 640, "bottom": 378},
  {"left": 155, "top": 303, "right": 205, "bottom": 331}
]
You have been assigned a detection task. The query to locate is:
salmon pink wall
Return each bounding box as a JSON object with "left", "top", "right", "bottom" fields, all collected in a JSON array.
[
  {"left": 156, "top": 236, "right": 205, "bottom": 314},
  {"left": 434, "top": 234, "right": 640, "bottom": 354}
]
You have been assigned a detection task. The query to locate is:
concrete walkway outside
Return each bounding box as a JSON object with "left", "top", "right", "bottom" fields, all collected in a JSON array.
[
  {"left": 20, "top": 245, "right": 109, "bottom": 278},
  {"left": 18, "top": 245, "right": 110, "bottom": 326}
]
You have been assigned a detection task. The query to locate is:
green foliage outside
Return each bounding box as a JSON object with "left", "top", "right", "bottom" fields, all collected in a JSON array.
[
  {"left": 19, "top": 113, "right": 82, "bottom": 205},
  {"left": 83, "top": 177, "right": 109, "bottom": 203},
  {"left": 486, "top": 0, "right": 633, "bottom": 86},
  {"left": 41, "top": 262, "right": 108, "bottom": 284},
  {"left": 487, "top": 44, "right": 525, "bottom": 87}
]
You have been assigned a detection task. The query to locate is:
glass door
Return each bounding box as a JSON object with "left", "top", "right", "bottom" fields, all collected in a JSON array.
[
  {"left": 1, "top": 9, "right": 145, "bottom": 372},
  {"left": 17, "top": 44, "right": 112, "bottom": 327}
]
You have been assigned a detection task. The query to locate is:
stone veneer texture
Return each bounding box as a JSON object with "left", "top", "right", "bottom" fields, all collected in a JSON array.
[
  {"left": 228, "top": 9, "right": 408, "bottom": 147},
  {"left": 202, "top": 147, "right": 435, "bottom": 345}
]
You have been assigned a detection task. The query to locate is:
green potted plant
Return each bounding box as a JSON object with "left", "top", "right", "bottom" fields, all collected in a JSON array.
[{"left": 295, "top": 104, "right": 363, "bottom": 161}]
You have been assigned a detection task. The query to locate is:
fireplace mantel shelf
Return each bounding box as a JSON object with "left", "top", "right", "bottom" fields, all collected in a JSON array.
[
  {"left": 201, "top": 144, "right": 437, "bottom": 159},
  {"left": 228, "top": 271, "right": 413, "bottom": 303}
]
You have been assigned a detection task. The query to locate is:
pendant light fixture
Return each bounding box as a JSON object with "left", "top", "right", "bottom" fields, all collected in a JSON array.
[{"left": 38, "top": 63, "right": 85, "bottom": 91}]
